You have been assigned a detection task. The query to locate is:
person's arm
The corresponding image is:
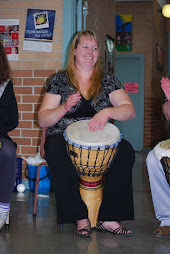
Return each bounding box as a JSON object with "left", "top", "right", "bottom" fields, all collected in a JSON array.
[
  {"left": 108, "top": 89, "right": 136, "bottom": 120},
  {"left": 0, "top": 80, "right": 18, "bottom": 135},
  {"left": 163, "top": 101, "right": 170, "bottom": 120},
  {"left": 161, "top": 77, "right": 170, "bottom": 120},
  {"left": 88, "top": 89, "right": 136, "bottom": 131},
  {"left": 38, "top": 91, "right": 81, "bottom": 128}
]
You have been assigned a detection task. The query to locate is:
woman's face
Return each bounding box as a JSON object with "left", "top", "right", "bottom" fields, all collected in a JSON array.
[
  {"left": 74, "top": 35, "right": 99, "bottom": 70},
  {"left": 6, "top": 33, "right": 11, "bottom": 40},
  {"left": 6, "top": 26, "right": 11, "bottom": 32},
  {"left": 13, "top": 40, "right": 18, "bottom": 46},
  {"left": 11, "top": 47, "right": 17, "bottom": 54}
]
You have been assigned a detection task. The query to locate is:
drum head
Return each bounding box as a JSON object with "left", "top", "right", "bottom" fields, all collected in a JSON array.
[
  {"left": 65, "top": 120, "right": 121, "bottom": 146},
  {"left": 160, "top": 139, "right": 170, "bottom": 150},
  {"left": 154, "top": 139, "right": 170, "bottom": 160}
]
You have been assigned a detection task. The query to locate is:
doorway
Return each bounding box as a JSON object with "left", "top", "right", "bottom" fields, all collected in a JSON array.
[{"left": 115, "top": 54, "right": 145, "bottom": 151}]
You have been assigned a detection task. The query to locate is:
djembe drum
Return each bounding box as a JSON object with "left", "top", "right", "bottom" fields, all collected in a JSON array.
[
  {"left": 154, "top": 139, "right": 170, "bottom": 186},
  {"left": 63, "top": 120, "right": 122, "bottom": 227}
]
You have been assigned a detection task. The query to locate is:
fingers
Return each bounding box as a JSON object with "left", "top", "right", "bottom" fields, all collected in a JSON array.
[
  {"left": 65, "top": 91, "right": 81, "bottom": 112},
  {"left": 161, "top": 77, "right": 170, "bottom": 87},
  {"left": 161, "top": 77, "right": 170, "bottom": 101},
  {"left": 87, "top": 113, "right": 108, "bottom": 131},
  {"left": 161, "top": 77, "right": 170, "bottom": 90},
  {"left": 68, "top": 92, "right": 81, "bottom": 105},
  {"left": 88, "top": 121, "right": 105, "bottom": 131}
]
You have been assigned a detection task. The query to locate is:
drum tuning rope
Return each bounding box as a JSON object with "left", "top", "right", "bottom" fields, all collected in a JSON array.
[
  {"left": 161, "top": 157, "right": 170, "bottom": 185},
  {"left": 63, "top": 120, "right": 123, "bottom": 228}
]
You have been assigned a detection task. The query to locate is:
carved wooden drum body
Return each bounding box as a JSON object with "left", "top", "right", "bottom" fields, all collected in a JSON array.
[
  {"left": 64, "top": 120, "right": 122, "bottom": 227},
  {"left": 154, "top": 139, "right": 170, "bottom": 186}
]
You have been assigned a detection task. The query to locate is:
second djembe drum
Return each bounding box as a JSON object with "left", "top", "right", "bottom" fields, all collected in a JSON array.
[
  {"left": 63, "top": 120, "right": 122, "bottom": 227},
  {"left": 154, "top": 139, "right": 170, "bottom": 186}
]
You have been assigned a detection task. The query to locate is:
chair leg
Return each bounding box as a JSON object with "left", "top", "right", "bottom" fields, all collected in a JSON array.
[
  {"left": 5, "top": 212, "right": 9, "bottom": 230},
  {"left": 33, "top": 162, "right": 48, "bottom": 216},
  {"left": 33, "top": 161, "right": 62, "bottom": 226},
  {"left": 33, "top": 163, "right": 42, "bottom": 216}
]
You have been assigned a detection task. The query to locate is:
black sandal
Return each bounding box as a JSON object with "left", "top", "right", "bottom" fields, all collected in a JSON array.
[
  {"left": 76, "top": 225, "right": 93, "bottom": 237},
  {"left": 96, "top": 221, "right": 132, "bottom": 236}
]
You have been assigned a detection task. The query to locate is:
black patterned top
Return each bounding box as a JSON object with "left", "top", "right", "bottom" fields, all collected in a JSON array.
[{"left": 46, "top": 71, "right": 123, "bottom": 137}]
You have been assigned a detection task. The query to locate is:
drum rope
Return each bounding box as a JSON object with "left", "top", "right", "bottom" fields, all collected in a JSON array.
[
  {"left": 65, "top": 134, "right": 122, "bottom": 177},
  {"left": 79, "top": 145, "right": 84, "bottom": 174},
  {"left": 161, "top": 157, "right": 170, "bottom": 185},
  {"left": 67, "top": 142, "right": 119, "bottom": 176},
  {"left": 87, "top": 146, "right": 91, "bottom": 175},
  {"left": 101, "top": 146, "right": 110, "bottom": 170},
  {"left": 93, "top": 147, "right": 101, "bottom": 175}
]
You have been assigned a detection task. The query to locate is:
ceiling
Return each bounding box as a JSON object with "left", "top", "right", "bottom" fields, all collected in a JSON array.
[
  {"left": 116, "top": 0, "right": 151, "bottom": 1},
  {"left": 157, "top": 0, "right": 167, "bottom": 8},
  {"left": 116, "top": 0, "right": 167, "bottom": 8}
]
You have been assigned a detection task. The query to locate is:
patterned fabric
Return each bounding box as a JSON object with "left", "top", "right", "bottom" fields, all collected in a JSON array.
[
  {"left": 0, "top": 202, "right": 10, "bottom": 222},
  {"left": 161, "top": 157, "right": 170, "bottom": 185},
  {"left": 46, "top": 71, "right": 124, "bottom": 137},
  {"left": 79, "top": 178, "right": 103, "bottom": 187}
]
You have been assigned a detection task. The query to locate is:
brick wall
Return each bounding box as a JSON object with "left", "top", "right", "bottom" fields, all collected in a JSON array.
[
  {"left": 148, "top": 0, "right": 166, "bottom": 148},
  {"left": 87, "top": 0, "right": 167, "bottom": 149},
  {"left": 86, "top": 0, "right": 116, "bottom": 60},
  {"left": 116, "top": 1, "right": 167, "bottom": 148},
  {"left": 166, "top": 0, "right": 170, "bottom": 69},
  {"left": 1, "top": 0, "right": 63, "bottom": 152},
  {"left": 0, "top": 0, "right": 63, "bottom": 177}
]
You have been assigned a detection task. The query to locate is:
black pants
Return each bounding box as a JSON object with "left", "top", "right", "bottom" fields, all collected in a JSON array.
[
  {"left": 45, "top": 134, "right": 135, "bottom": 224},
  {"left": 0, "top": 138, "right": 17, "bottom": 203}
]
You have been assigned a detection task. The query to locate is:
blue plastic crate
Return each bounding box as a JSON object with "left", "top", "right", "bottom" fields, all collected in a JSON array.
[{"left": 26, "top": 164, "right": 52, "bottom": 193}]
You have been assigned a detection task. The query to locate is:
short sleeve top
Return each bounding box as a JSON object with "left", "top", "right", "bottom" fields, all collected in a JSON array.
[{"left": 46, "top": 71, "right": 124, "bottom": 137}]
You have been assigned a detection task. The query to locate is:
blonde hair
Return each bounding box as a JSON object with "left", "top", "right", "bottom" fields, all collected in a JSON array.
[{"left": 67, "top": 30, "right": 103, "bottom": 100}]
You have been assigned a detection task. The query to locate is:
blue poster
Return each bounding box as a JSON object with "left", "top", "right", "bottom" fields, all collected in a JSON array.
[{"left": 24, "top": 9, "right": 55, "bottom": 41}]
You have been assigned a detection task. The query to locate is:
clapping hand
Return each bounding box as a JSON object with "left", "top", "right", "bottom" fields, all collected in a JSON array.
[
  {"left": 161, "top": 77, "right": 170, "bottom": 102},
  {"left": 64, "top": 91, "right": 81, "bottom": 112}
]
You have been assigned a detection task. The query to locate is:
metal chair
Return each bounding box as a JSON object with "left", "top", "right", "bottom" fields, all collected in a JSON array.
[
  {"left": 33, "top": 127, "right": 48, "bottom": 216},
  {"left": 33, "top": 127, "right": 63, "bottom": 227}
]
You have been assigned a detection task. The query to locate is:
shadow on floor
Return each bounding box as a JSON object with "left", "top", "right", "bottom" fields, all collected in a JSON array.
[{"left": 1, "top": 152, "right": 170, "bottom": 254}]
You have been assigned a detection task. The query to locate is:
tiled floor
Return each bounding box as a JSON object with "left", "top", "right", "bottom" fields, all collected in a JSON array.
[{"left": 1, "top": 152, "right": 170, "bottom": 254}]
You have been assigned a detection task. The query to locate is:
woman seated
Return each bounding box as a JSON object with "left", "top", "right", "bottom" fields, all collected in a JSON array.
[
  {"left": 146, "top": 77, "right": 170, "bottom": 237},
  {"left": 0, "top": 43, "right": 18, "bottom": 230},
  {"left": 38, "top": 30, "right": 136, "bottom": 237}
]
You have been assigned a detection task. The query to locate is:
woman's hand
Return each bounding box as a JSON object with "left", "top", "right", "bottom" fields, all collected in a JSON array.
[
  {"left": 161, "top": 77, "right": 170, "bottom": 101},
  {"left": 87, "top": 109, "right": 109, "bottom": 131},
  {"left": 63, "top": 91, "right": 81, "bottom": 112},
  {"left": 38, "top": 91, "right": 81, "bottom": 127},
  {"left": 161, "top": 77, "right": 170, "bottom": 120},
  {"left": 87, "top": 89, "right": 136, "bottom": 132}
]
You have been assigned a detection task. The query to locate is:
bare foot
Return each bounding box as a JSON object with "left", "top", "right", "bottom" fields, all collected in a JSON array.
[
  {"left": 77, "top": 219, "right": 92, "bottom": 236},
  {"left": 77, "top": 219, "right": 90, "bottom": 231}
]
